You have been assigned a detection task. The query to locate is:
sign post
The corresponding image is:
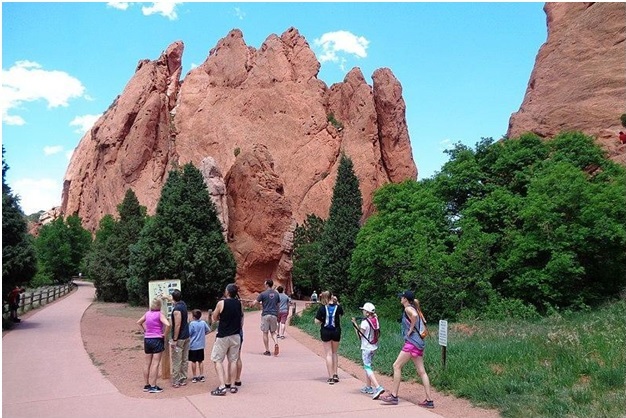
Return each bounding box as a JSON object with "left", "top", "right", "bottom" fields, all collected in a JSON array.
[
  {"left": 438, "top": 319, "right": 448, "bottom": 369},
  {"left": 148, "top": 279, "right": 182, "bottom": 381}
]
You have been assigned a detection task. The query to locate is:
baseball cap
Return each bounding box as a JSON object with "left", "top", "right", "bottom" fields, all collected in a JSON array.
[
  {"left": 359, "top": 302, "right": 376, "bottom": 313},
  {"left": 397, "top": 290, "right": 415, "bottom": 302}
]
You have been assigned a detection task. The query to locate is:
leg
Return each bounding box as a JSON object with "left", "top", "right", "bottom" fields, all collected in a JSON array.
[
  {"left": 331, "top": 340, "right": 340, "bottom": 376},
  {"left": 412, "top": 355, "right": 433, "bottom": 401},
  {"left": 198, "top": 361, "right": 204, "bottom": 379},
  {"left": 143, "top": 353, "right": 152, "bottom": 386},
  {"left": 390, "top": 350, "right": 412, "bottom": 396},
  {"left": 181, "top": 338, "right": 190, "bottom": 382},
  {"left": 322, "top": 341, "right": 334, "bottom": 378},
  {"left": 191, "top": 361, "right": 198, "bottom": 378},
  {"left": 171, "top": 341, "right": 182, "bottom": 384},
  {"left": 262, "top": 331, "right": 270, "bottom": 352},
  {"left": 213, "top": 359, "right": 226, "bottom": 388},
  {"left": 149, "top": 352, "right": 162, "bottom": 387}
]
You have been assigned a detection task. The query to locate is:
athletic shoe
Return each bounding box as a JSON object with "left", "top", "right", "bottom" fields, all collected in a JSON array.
[
  {"left": 200, "top": 376, "right": 206, "bottom": 382},
  {"left": 418, "top": 399, "right": 435, "bottom": 409},
  {"left": 360, "top": 386, "right": 374, "bottom": 394},
  {"left": 327, "top": 378, "right": 334, "bottom": 385},
  {"left": 380, "top": 393, "right": 398, "bottom": 405},
  {"left": 263, "top": 351, "right": 271, "bottom": 356},
  {"left": 179, "top": 378, "right": 187, "bottom": 386},
  {"left": 372, "top": 386, "right": 385, "bottom": 400},
  {"left": 149, "top": 386, "right": 163, "bottom": 393},
  {"left": 191, "top": 377, "right": 198, "bottom": 383},
  {"left": 274, "top": 343, "right": 280, "bottom": 356},
  {"left": 143, "top": 384, "right": 151, "bottom": 392}
]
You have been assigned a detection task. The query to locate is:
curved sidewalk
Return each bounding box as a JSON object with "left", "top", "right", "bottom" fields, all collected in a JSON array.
[{"left": 2, "top": 281, "right": 443, "bottom": 418}]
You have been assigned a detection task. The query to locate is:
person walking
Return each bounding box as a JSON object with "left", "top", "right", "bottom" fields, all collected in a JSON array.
[
  {"left": 210, "top": 283, "right": 243, "bottom": 396},
  {"left": 188, "top": 309, "right": 211, "bottom": 383},
  {"left": 137, "top": 298, "right": 170, "bottom": 393},
  {"left": 254, "top": 279, "right": 280, "bottom": 356},
  {"left": 379, "top": 290, "right": 434, "bottom": 408},
  {"left": 314, "top": 291, "right": 344, "bottom": 384},
  {"left": 169, "top": 289, "right": 190, "bottom": 388},
  {"left": 351, "top": 302, "right": 384, "bottom": 399},
  {"left": 276, "top": 286, "right": 292, "bottom": 339},
  {"left": 310, "top": 290, "right": 318, "bottom": 303}
]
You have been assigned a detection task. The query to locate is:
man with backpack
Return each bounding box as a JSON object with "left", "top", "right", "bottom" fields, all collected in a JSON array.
[{"left": 351, "top": 302, "right": 385, "bottom": 399}]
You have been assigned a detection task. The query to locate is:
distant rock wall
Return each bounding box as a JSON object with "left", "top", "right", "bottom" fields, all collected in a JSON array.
[
  {"left": 61, "top": 28, "right": 417, "bottom": 296},
  {"left": 507, "top": 2, "right": 626, "bottom": 165}
]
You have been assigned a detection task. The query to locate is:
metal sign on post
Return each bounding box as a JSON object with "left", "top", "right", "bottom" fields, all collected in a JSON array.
[
  {"left": 148, "top": 279, "right": 182, "bottom": 380},
  {"left": 439, "top": 319, "right": 448, "bottom": 368}
]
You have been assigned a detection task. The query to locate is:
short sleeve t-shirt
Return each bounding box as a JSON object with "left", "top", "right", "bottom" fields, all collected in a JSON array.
[
  {"left": 188, "top": 319, "right": 210, "bottom": 350},
  {"left": 256, "top": 289, "right": 280, "bottom": 316},
  {"left": 278, "top": 293, "right": 291, "bottom": 313},
  {"left": 359, "top": 318, "right": 378, "bottom": 351}
]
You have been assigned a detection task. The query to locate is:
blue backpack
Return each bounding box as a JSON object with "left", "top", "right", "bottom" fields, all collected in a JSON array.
[{"left": 324, "top": 305, "right": 338, "bottom": 330}]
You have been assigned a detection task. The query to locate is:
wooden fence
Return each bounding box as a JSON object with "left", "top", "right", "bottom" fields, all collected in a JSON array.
[{"left": 3, "top": 283, "right": 76, "bottom": 318}]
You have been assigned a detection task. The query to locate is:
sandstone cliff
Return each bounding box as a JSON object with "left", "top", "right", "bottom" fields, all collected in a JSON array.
[
  {"left": 61, "top": 28, "right": 417, "bottom": 296},
  {"left": 507, "top": 2, "right": 626, "bottom": 165}
]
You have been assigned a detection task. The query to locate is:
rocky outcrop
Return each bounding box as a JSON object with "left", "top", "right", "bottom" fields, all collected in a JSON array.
[
  {"left": 61, "top": 28, "right": 417, "bottom": 295},
  {"left": 507, "top": 2, "right": 626, "bottom": 165},
  {"left": 199, "top": 157, "right": 228, "bottom": 238},
  {"left": 225, "top": 145, "right": 294, "bottom": 298}
]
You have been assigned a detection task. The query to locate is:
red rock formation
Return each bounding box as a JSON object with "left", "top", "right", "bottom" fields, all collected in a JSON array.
[
  {"left": 508, "top": 2, "right": 626, "bottom": 165},
  {"left": 61, "top": 28, "right": 417, "bottom": 295}
]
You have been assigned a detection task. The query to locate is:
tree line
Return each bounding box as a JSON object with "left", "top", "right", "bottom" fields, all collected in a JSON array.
[{"left": 4, "top": 131, "right": 626, "bottom": 321}]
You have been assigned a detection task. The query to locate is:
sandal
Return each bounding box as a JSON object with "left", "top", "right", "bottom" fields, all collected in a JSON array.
[
  {"left": 332, "top": 374, "right": 339, "bottom": 383},
  {"left": 211, "top": 386, "right": 227, "bottom": 396},
  {"left": 234, "top": 381, "right": 242, "bottom": 387},
  {"left": 274, "top": 343, "right": 280, "bottom": 356},
  {"left": 327, "top": 378, "right": 334, "bottom": 385},
  {"left": 229, "top": 386, "right": 238, "bottom": 394}
]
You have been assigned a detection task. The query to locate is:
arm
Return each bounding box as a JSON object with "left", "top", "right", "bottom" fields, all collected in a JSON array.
[
  {"left": 137, "top": 314, "right": 146, "bottom": 332},
  {"left": 172, "top": 310, "right": 181, "bottom": 340},
  {"left": 405, "top": 306, "right": 418, "bottom": 335},
  {"left": 160, "top": 313, "right": 171, "bottom": 337},
  {"left": 212, "top": 300, "right": 224, "bottom": 324}
]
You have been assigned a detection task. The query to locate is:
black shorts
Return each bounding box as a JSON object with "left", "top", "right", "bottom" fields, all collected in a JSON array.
[
  {"left": 320, "top": 327, "right": 341, "bottom": 342},
  {"left": 144, "top": 337, "right": 165, "bottom": 354},
  {"left": 189, "top": 348, "right": 205, "bottom": 363}
]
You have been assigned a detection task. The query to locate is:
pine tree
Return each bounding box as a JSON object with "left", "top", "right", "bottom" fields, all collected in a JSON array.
[
  {"left": 2, "top": 146, "right": 37, "bottom": 290},
  {"left": 127, "top": 163, "right": 236, "bottom": 309},
  {"left": 318, "top": 153, "right": 363, "bottom": 297},
  {"left": 86, "top": 189, "right": 146, "bottom": 302}
]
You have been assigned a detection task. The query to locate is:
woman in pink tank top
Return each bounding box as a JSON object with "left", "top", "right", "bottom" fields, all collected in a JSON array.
[{"left": 137, "top": 298, "right": 170, "bottom": 393}]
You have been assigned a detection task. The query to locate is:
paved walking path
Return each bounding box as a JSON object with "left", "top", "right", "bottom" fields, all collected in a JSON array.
[{"left": 2, "top": 281, "right": 443, "bottom": 418}]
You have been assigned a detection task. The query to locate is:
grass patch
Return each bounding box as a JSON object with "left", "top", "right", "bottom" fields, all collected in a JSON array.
[{"left": 292, "top": 301, "right": 626, "bottom": 418}]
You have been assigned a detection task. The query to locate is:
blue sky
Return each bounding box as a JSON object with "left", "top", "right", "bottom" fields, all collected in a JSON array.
[{"left": 1, "top": 2, "right": 547, "bottom": 215}]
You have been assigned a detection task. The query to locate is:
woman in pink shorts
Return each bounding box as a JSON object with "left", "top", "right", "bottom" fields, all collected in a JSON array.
[{"left": 379, "top": 290, "right": 434, "bottom": 409}]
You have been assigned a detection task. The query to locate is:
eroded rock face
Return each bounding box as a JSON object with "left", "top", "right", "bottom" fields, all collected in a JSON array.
[
  {"left": 199, "top": 157, "right": 228, "bottom": 238},
  {"left": 225, "top": 144, "right": 294, "bottom": 299},
  {"left": 507, "top": 3, "right": 626, "bottom": 165},
  {"left": 61, "top": 28, "right": 417, "bottom": 295}
]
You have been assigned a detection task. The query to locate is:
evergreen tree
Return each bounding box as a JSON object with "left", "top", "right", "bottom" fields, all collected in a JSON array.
[
  {"left": 2, "top": 146, "right": 37, "bottom": 290},
  {"left": 86, "top": 189, "right": 147, "bottom": 302},
  {"left": 318, "top": 153, "right": 362, "bottom": 298},
  {"left": 34, "top": 214, "right": 91, "bottom": 285},
  {"left": 292, "top": 214, "right": 325, "bottom": 296},
  {"left": 127, "top": 163, "right": 236, "bottom": 309}
]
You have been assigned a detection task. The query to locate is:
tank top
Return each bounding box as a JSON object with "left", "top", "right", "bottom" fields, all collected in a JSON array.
[
  {"left": 144, "top": 310, "right": 163, "bottom": 338},
  {"left": 216, "top": 298, "right": 243, "bottom": 338}
]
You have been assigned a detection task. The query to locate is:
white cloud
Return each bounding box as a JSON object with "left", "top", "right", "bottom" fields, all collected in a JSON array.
[
  {"left": 2, "top": 61, "right": 86, "bottom": 125},
  {"left": 439, "top": 138, "right": 453, "bottom": 151},
  {"left": 43, "top": 145, "right": 63, "bottom": 156},
  {"left": 314, "top": 31, "right": 369, "bottom": 66},
  {"left": 107, "top": 2, "right": 130, "bottom": 10},
  {"left": 12, "top": 178, "right": 61, "bottom": 214},
  {"left": 66, "top": 150, "right": 74, "bottom": 161},
  {"left": 70, "top": 114, "right": 101, "bottom": 134},
  {"left": 142, "top": 2, "right": 181, "bottom": 20},
  {"left": 233, "top": 7, "right": 245, "bottom": 20}
]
